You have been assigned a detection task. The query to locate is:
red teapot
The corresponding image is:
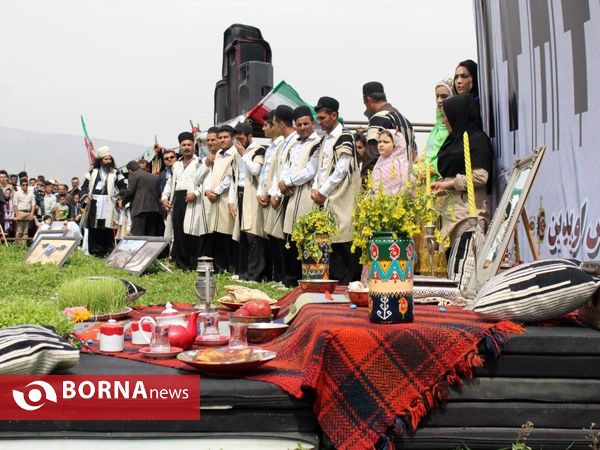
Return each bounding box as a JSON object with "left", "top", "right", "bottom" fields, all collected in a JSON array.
[{"left": 156, "top": 303, "right": 199, "bottom": 350}]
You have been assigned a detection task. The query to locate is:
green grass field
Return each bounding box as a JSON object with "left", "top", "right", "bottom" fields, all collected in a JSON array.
[{"left": 0, "top": 245, "right": 289, "bottom": 336}]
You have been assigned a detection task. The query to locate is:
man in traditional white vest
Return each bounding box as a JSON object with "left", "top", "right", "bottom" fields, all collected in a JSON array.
[
  {"left": 266, "top": 105, "right": 298, "bottom": 287},
  {"left": 257, "top": 112, "right": 283, "bottom": 281},
  {"left": 204, "top": 125, "right": 236, "bottom": 273},
  {"left": 278, "top": 105, "right": 321, "bottom": 285},
  {"left": 311, "top": 96, "right": 361, "bottom": 285},
  {"left": 161, "top": 132, "right": 209, "bottom": 271},
  {"left": 228, "top": 122, "right": 266, "bottom": 281},
  {"left": 81, "top": 146, "right": 127, "bottom": 257}
]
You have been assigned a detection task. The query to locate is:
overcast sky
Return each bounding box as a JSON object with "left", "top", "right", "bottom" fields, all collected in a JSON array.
[{"left": 0, "top": 0, "right": 476, "bottom": 149}]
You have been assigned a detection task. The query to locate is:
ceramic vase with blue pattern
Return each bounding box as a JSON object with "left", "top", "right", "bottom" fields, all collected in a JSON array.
[{"left": 368, "top": 232, "right": 414, "bottom": 324}]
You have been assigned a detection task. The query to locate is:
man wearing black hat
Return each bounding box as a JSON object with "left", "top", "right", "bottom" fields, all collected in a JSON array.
[
  {"left": 362, "top": 81, "right": 416, "bottom": 178},
  {"left": 278, "top": 105, "right": 321, "bottom": 284},
  {"left": 228, "top": 122, "right": 266, "bottom": 281},
  {"left": 204, "top": 125, "right": 236, "bottom": 273},
  {"left": 161, "top": 131, "right": 209, "bottom": 271},
  {"left": 311, "top": 97, "right": 361, "bottom": 284},
  {"left": 257, "top": 111, "right": 284, "bottom": 281},
  {"left": 264, "top": 105, "right": 298, "bottom": 286}
]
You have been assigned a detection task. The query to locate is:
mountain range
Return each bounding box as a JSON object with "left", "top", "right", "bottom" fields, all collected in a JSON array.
[{"left": 0, "top": 126, "right": 149, "bottom": 184}]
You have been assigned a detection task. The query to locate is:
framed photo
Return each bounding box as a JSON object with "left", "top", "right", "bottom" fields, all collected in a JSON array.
[
  {"left": 106, "top": 239, "right": 146, "bottom": 268},
  {"left": 25, "top": 236, "right": 81, "bottom": 267},
  {"left": 31, "top": 229, "right": 66, "bottom": 247},
  {"left": 105, "top": 236, "right": 169, "bottom": 275},
  {"left": 465, "top": 145, "right": 547, "bottom": 296}
]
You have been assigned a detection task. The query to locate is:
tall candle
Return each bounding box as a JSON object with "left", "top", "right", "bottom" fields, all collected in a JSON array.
[
  {"left": 425, "top": 160, "right": 432, "bottom": 225},
  {"left": 463, "top": 131, "right": 477, "bottom": 217}
]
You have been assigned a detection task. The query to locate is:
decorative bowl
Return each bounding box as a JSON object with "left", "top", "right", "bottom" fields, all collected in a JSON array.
[
  {"left": 247, "top": 323, "right": 289, "bottom": 343},
  {"left": 177, "top": 348, "right": 277, "bottom": 376},
  {"left": 87, "top": 307, "right": 132, "bottom": 322},
  {"left": 228, "top": 313, "right": 273, "bottom": 324},
  {"left": 298, "top": 279, "right": 339, "bottom": 293},
  {"left": 347, "top": 291, "right": 369, "bottom": 307}
]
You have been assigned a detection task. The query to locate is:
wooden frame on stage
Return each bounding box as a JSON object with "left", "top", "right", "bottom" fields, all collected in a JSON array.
[{"left": 465, "top": 145, "right": 547, "bottom": 297}]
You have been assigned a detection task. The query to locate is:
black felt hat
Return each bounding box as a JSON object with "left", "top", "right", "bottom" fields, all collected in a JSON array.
[
  {"left": 274, "top": 105, "right": 294, "bottom": 123},
  {"left": 293, "top": 105, "right": 313, "bottom": 121},
  {"left": 314, "top": 96, "right": 339, "bottom": 112},
  {"left": 362, "top": 81, "right": 385, "bottom": 96}
]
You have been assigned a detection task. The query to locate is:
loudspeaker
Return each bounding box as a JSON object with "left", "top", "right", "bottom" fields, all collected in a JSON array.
[
  {"left": 222, "top": 24, "right": 271, "bottom": 78},
  {"left": 214, "top": 79, "right": 228, "bottom": 125},
  {"left": 215, "top": 24, "right": 273, "bottom": 123},
  {"left": 238, "top": 61, "right": 273, "bottom": 114}
]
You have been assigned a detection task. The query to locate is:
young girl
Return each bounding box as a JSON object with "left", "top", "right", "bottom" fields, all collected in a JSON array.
[{"left": 372, "top": 129, "right": 409, "bottom": 194}]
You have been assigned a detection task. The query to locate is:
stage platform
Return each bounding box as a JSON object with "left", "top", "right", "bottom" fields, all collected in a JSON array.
[{"left": 1, "top": 325, "right": 598, "bottom": 449}]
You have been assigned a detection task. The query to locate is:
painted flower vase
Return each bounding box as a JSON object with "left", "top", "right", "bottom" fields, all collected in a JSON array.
[
  {"left": 368, "top": 232, "right": 414, "bottom": 324},
  {"left": 301, "top": 236, "right": 330, "bottom": 280}
]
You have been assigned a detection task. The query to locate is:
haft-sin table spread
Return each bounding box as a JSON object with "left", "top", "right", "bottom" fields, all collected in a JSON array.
[{"left": 72, "top": 287, "right": 523, "bottom": 450}]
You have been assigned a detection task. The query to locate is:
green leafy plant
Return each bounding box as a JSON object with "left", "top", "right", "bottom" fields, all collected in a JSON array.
[
  {"left": 352, "top": 168, "right": 440, "bottom": 264},
  {"left": 290, "top": 208, "right": 339, "bottom": 261},
  {"left": 0, "top": 245, "right": 290, "bottom": 333},
  {"left": 57, "top": 277, "right": 127, "bottom": 316},
  {"left": 0, "top": 296, "right": 74, "bottom": 337}
]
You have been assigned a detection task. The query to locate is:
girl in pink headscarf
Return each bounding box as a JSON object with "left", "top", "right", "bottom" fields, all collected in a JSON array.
[{"left": 372, "top": 129, "right": 409, "bottom": 194}]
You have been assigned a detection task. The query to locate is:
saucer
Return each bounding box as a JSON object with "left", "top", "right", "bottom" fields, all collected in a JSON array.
[
  {"left": 195, "top": 335, "right": 230, "bottom": 346},
  {"left": 139, "top": 346, "right": 183, "bottom": 359}
]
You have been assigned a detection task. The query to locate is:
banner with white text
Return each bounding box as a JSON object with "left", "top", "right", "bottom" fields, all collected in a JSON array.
[{"left": 474, "top": 0, "right": 600, "bottom": 261}]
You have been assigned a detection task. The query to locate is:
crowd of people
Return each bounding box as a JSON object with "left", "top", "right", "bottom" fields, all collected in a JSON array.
[{"left": 1, "top": 59, "right": 493, "bottom": 286}]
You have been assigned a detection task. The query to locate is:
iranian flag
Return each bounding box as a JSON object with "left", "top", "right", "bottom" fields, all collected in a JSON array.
[
  {"left": 247, "top": 80, "right": 315, "bottom": 124},
  {"left": 80, "top": 115, "right": 96, "bottom": 164}
]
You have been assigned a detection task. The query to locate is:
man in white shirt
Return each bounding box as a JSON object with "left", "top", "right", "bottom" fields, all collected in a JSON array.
[
  {"left": 161, "top": 132, "right": 209, "bottom": 271},
  {"left": 256, "top": 112, "right": 283, "bottom": 281},
  {"left": 228, "top": 122, "right": 266, "bottom": 281},
  {"left": 13, "top": 180, "right": 36, "bottom": 245},
  {"left": 204, "top": 125, "right": 236, "bottom": 273},
  {"left": 266, "top": 105, "right": 297, "bottom": 286},
  {"left": 311, "top": 96, "right": 361, "bottom": 284},
  {"left": 278, "top": 105, "right": 321, "bottom": 285},
  {"left": 42, "top": 181, "right": 57, "bottom": 217}
]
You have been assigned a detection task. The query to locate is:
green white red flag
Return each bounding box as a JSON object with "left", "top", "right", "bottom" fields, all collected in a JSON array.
[
  {"left": 80, "top": 115, "right": 95, "bottom": 164},
  {"left": 246, "top": 80, "right": 315, "bottom": 124}
]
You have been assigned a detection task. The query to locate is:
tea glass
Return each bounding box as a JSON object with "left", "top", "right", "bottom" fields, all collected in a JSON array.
[
  {"left": 140, "top": 316, "right": 171, "bottom": 353},
  {"left": 228, "top": 322, "right": 248, "bottom": 350},
  {"left": 201, "top": 311, "right": 220, "bottom": 337}
]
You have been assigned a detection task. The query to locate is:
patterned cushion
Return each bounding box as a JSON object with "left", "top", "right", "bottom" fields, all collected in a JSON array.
[
  {"left": 0, "top": 325, "right": 80, "bottom": 374},
  {"left": 468, "top": 259, "right": 600, "bottom": 322}
]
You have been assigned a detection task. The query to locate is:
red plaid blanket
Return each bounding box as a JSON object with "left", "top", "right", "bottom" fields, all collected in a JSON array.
[
  {"left": 73, "top": 290, "right": 522, "bottom": 450},
  {"left": 249, "top": 301, "right": 523, "bottom": 450}
]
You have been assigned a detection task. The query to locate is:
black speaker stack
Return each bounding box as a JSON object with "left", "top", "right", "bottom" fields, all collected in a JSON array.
[{"left": 214, "top": 24, "right": 274, "bottom": 126}]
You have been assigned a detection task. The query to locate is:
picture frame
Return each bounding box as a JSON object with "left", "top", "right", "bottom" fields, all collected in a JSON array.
[
  {"left": 25, "top": 235, "right": 81, "bottom": 267},
  {"left": 31, "top": 229, "right": 66, "bottom": 247},
  {"left": 465, "top": 145, "right": 547, "bottom": 296},
  {"left": 106, "top": 238, "right": 146, "bottom": 268},
  {"left": 105, "top": 236, "right": 169, "bottom": 275}
]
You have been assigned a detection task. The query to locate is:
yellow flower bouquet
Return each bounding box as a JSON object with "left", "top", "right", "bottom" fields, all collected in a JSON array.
[{"left": 351, "top": 169, "right": 440, "bottom": 265}]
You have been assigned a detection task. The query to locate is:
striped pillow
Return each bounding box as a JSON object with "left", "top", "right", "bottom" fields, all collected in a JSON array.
[
  {"left": 468, "top": 259, "right": 600, "bottom": 322},
  {"left": 0, "top": 325, "right": 80, "bottom": 375}
]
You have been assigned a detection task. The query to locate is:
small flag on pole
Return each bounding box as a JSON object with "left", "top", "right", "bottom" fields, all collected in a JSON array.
[{"left": 81, "top": 115, "right": 95, "bottom": 164}]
